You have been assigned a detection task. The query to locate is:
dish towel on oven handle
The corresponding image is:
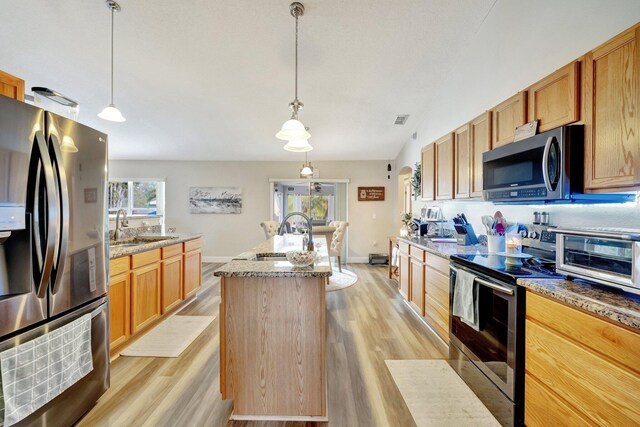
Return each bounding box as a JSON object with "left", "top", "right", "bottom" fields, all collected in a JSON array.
[
  {"left": 0, "top": 313, "right": 93, "bottom": 427},
  {"left": 452, "top": 269, "right": 479, "bottom": 331}
]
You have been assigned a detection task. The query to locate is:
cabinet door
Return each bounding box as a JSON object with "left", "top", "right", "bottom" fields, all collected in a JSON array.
[
  {"left": 108, "top": 272, "right": 130, "bottom": 349},
  {"left": 398, "top": 250, "right": 409, "bottom": 300},
  {"left": 435, "top": 133, "right": 455, "bottom": 200},
  {"left": 131, "top": 262, "right": 161, "bottom": 334},
  {"left": 528, "top": 61, "right": 580, "bottom": 132},
  {"left": 184, "top": 249, "right": 202, "bottom": 299},
  {"left": 421, "top": 144, "right": 435, "bottom": 201},
  {"left": 410, "top": 257, "right": 425, "bottom": 316},
  {"left": 0, "top": 70, "right": 24, "bottom": 101},
  {"left": 491, "top": 92, "right": 527, "bottom": 148},
  {"left": 162, "top": 255, "right": 183, "bottom": 313},
  {"left": 469, "top": 111, "right": 492, "bottom": 197},
  {"left": 584, "top": 24, "right": 640, "bottom": 192},
  {"left": 454, "top": 124, "right": 470, "bottom": 199}
]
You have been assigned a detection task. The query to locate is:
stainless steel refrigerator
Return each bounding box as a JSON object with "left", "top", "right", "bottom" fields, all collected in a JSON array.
[{"left": 0, "top": 95, "right": 109, "bottom": 426}]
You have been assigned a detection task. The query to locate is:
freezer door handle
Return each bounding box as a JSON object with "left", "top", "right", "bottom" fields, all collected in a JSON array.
[
  {"left": 27, "top": 131, "right": 59, "bottom": 298},
  {"left": 48, "top": 134, "right": 69, "bottom": 295}
]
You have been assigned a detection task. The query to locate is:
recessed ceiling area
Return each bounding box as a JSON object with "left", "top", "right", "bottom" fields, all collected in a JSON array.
[{"left": 2, "top": 0, "right": 496, "bottom": 161}]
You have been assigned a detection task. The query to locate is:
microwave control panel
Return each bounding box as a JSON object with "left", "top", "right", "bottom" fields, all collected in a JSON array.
[{"left": 485, "top": 187, "right": 548, "bottom": 200}]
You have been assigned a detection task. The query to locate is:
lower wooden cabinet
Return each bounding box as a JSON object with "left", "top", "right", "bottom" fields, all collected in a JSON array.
[
  {"left": 424, "top": 253, "right": 450, "bottom": 343},
  {"left": 184, "top": 249, "right": 202, "bottom": 299},
  {"left": 162, "top": 255, "right": 183, "bottom": 313},
  {"left": 525, "top": 291, "right": 640, "bottom": 426},
  {"left": 108, "top": 272, "right": 130, "bottom": 349},
  {"left": 131, "top": 261, "right": 162, "bottom": 334},
  {"left": 410, "top": 255, "right": 425, "bottom": 316},
  {"left": 398, "top": 249, "right": 410, "bottom": 300}
]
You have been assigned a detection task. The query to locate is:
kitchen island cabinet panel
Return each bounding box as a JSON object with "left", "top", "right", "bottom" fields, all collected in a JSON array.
[
  {"left": 584, "top": 24, "right": 640, "bottom": 192},
  {"left": 491, "top": 92, "right": 527, "bottom": 148},
  {"left": 527, "top": 61, "right": 580, "bottom": 132},
  {"left": 524, "top": 373, "right": 592, "bottom": 427}
]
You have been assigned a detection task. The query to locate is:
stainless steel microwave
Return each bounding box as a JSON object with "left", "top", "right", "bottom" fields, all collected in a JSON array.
[{"left": 482, "top": 125, "right": 583, "bottom": 202}]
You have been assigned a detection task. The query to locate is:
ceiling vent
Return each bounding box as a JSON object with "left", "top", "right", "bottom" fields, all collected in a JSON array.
[
  {"left": 394, "top": 114, "right": 410, "bottom": 125},
  {"left": 412, "top": 132, "right": 418, "bottom": 140}
]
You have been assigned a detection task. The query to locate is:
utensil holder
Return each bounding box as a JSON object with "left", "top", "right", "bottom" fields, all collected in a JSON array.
[
  {"left": 487, "top": 234, "right": 505, "bottom": 253},
  {"left": 454, "top": 224, "right": 479, "bottom": 246}
]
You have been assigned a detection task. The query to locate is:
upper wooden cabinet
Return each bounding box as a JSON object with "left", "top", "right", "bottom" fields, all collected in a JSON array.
[
  {"left": 469, "top": 111, "right": 492, "bottom": 198},
  {"left": 583, "top": 24, "right": 640, "bottom": 192},
  {"left": 491, "top": 92, "right": 527, "bottom": 148},
  {"left": 435, "top": 133, "right": 455, "bottom": 200},
  {"left": 528, "top": 61, "right": 580, "bottom": 132},
  {"left": 454, "top": 124, "right": 470, "bottom": 199},
  {"left": 421, "top": 143, "right": 435, "bottom": 201},
  {"left": 0, "top": 70, "right": 24, "bottom": 102}
]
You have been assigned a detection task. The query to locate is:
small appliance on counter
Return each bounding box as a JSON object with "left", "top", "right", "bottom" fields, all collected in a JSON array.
[
  {"left": 453, "top": 214, "right": 478, "bottom": 245},
  {"left": 554, "top": 227, "right": 640, "bottom": 295}
]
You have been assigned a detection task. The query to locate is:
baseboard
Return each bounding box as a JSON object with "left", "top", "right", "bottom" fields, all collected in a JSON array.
[
  {"left": 202, "top": 256, "right": 233, "bottom": 263},
  {"left": 348, "top": 257, "right": 370, "bottom": 264}
]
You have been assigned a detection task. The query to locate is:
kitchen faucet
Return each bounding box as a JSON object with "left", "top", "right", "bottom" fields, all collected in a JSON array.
[
  {"left": 114, "top": 208, "right": 129, "bottom": 241},
  {"left": 278, "top": 212, "right": 314, "bottom": 251}
]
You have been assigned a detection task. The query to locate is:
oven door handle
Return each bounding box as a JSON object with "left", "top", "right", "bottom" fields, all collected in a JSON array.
[{"left": 450, "top": 266, "right": 515, "bottom": 295}]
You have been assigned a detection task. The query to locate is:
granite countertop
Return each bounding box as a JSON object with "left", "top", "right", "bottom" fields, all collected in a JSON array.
[
  {"left": 214, "top": 235, "right": 332, "bottom": 278},
  {"left": 109, "top": 233, "right": 203, "bottom": 259},
  {"left": 517, "top": 278, "right": 640, "bottom": 331},
  {"left": 396, "top": 236, "right": 488, "bottom": 259}
]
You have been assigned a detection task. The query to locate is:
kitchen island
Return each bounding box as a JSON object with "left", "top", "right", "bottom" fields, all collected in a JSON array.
[{"left": 214, "top": 235, "right": 331, "bottom": 422}]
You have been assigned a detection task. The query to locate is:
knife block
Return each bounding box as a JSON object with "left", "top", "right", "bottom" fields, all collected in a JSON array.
[{"left": 454, "top": 224, "right": 479, "bottom": 246}]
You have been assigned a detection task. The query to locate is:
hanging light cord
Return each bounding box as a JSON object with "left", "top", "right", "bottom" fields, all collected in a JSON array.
[
  {"left": 110, "top": 5, "right": 115, "bottom": 104},
  {"left": 294, "top": 13, "right": 299, "bottom": 105}
]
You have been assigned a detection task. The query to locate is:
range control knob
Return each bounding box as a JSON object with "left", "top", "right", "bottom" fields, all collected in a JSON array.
[{"left": 528, "top": 231, "right": 539, "bottom": 239}]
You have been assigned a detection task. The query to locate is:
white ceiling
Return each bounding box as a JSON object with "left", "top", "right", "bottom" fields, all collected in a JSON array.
[{"left": 0, "top": 0, "right": 497, "bottom": 161}]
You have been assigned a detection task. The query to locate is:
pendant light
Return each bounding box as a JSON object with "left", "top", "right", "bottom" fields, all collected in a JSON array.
[
  {"left": 300, "top": 152, "right": 314, "bottom": 177},
  {"left": 98, "top": 0, "right": 126, "bottom": 122},
  {"left": 276, "top": 2, "right": 312, "bottom": 150}
]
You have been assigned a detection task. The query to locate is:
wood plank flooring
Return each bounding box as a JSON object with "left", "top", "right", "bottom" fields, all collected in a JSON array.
[{"left": 78, "top": 263, "right": 448, "bottom": 427}]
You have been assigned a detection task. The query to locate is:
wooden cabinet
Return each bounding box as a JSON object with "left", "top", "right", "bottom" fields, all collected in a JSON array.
[
  {"left": 108, "top": 271, "right": 130, "bottom": 349},
  {"left": 491, "top": 92, "right": 527, "bottom": 148},
  {"left": 454, "top": 124, "right": 470, "bottom": 199},
  {"left": 398, "top": 243, "right": 410, "bottom": 300},
  {"left": 423, "top": 253, "right": 450, "bottom": 343},
  {"left": 0, "top": 70, "right": 24, "bottom": 101},
  {"left": 469, "top": 111, "right": 492, "bottom": 197},
  {"left": 131, "top": 261, "right": 162, "bottom": 334},
  {"left": 584, "top": 24, "right": 640, "bottom": 192},
  {"left": 421, "top": 143, "right": 435, "bottom": 201},
  {"left": 435, "top": 133, "right": 455, "bottom": 200},
  {"left": 184, "top": 248, "right": 202, "bottom": 299},
  {"left": 525, "top": 291, "right": 640, "bottom": 426},
  {"left": 162, "top": 255, "right": 183, "bottom": 313},
  {"left": 528, "top": 61, "right": 580, "bottom": 132},
  {"left": 409, "top": 249, "right": 425, "bottom": 316}
]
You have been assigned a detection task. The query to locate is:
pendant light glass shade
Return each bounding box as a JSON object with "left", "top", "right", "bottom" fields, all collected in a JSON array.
[
  {"left": 300, "top": 164, "right": 313, "bottom": 177},
  {"left": 283, "top": 138, "right": 313, "bottom": 152},
  {"left": 276, "top": 118, "right": 310, "bottom": 140},
  {"left": 98, "top": 104, "right": 126, "bottom": 122}
]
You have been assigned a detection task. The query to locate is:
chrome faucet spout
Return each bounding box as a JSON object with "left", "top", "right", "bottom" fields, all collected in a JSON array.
[
  {"left": 278, "top": 212, "right": 314, "bottom": 251},
  {"left": 114, "top": 208, "right": 128, "bottom": 241}
]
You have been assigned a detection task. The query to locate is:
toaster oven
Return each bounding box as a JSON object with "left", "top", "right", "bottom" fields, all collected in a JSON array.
[{"left": 555, "top": 228, "right": 640, "bottom": 294}]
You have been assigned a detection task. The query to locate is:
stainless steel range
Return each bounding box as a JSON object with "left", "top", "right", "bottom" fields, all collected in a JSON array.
[{"left": 448, "top": 224, "right": 561, "bottom": 427}]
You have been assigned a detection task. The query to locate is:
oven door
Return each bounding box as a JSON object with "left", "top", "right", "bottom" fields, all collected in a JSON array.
[
  {"left": 482, "top": 127, "right": 563, "bottom": 201},
  {"left": 449, "top": 265, "right": 521, "bottom": 400}
]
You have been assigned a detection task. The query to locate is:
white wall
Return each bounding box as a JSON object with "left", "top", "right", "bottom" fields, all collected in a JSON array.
[
  {"left": 394, "top": 1, "right": 640, "bottom": 230},
  {"left": 109, "top": 160, "right": 396, "bottom": 261}
]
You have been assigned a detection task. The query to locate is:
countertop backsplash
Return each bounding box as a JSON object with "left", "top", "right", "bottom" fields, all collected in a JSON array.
[{"left": 415, "top": 195, "right": 640, "bottom": 236}]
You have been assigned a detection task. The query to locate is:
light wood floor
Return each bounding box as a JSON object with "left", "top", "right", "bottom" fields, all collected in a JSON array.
[{"left": 78, "top": 263, "right": 448, "bottom": 427}]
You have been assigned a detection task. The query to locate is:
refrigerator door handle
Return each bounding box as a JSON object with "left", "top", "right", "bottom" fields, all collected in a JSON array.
[
  {"left": 48, "top": 134, "right": 69, "bottom": 295},
  {"left": 27, "top": 131, "right": 59, "bottom": 298}
]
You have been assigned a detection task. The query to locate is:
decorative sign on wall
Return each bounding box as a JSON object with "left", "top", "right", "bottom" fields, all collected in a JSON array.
[
  {"left": 189, "top": 187, "right": 242, "bottom": 214},
  {"left": 358, "top": 186, "right": 385, "bottom": 201}
]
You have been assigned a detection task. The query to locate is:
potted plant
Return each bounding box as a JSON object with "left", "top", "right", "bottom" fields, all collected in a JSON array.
[{"left": 401, "top": 212, "right": 414, "bottom": 237}]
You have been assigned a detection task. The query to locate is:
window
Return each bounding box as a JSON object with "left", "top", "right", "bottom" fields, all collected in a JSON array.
[{"left": 108, "top": 179, "right": 165, "bottom": 217}]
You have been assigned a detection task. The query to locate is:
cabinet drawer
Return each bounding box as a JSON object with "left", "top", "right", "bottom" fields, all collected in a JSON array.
[
  {"left": 162, "top": 243, "right": 183, "bottom": 259},
  {"left": 525, "top": 320, "right": 640, "bottom": 425},
  {"left": 425, "top": 253, "right": 449, "bottom": 275},
  {"left": 527, "top": 292, "right": 640, "bottom": 373},
  {"left": 110, "top": 256, "right": 130, "bottom": 276},
  {"left": 132, "top": 249, "right": 161, "bottom": 269},
  {"left": 425, "top": 267, "right": 449, "bottom": 309},
  {"left": 424, "top": 295, "right": 449, "bottom": 342},
  {"left": 410, "top": 246, "right": 425, "bottom": 262},
  {"left": 184, "top": 238, "right": 202, "bottom": 253}
]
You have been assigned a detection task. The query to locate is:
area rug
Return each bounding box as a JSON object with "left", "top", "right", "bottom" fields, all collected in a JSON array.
[
  {"left": 121, "top": 315, "right": 215, "bottom": 358},
  {"left": 385, "top": 360, "right": 500, "bottom": 427},
  {"left": 326, "top": 269, "right": 358, "bottom": 292}
]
